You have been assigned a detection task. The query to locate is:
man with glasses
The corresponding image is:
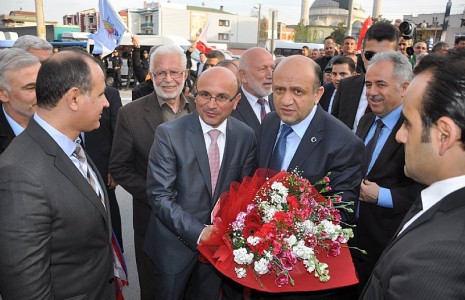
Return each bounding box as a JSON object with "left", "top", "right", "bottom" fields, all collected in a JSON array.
[
  {"left": 109, "top": 44, "right": 196, "bottom": 300},
  {"left": 144, "top": 66, "right": 256, "bottom": 299},
  {"left": 332, "top": 22, "right": 399, "bottom": 132}
]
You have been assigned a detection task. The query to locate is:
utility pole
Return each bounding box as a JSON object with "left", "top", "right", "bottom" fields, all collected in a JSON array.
[
  {"left": 271, "top": 10, "right": 276, "bottom": 56},
  {"left": 347, "top": 0, "right": 354, "bottom": 36},
  {"left": 255, "top": 3, "right": 261, "bottom": 46},
  {"left": 35, "top": 0, "right": 46, "bottom": 39}
]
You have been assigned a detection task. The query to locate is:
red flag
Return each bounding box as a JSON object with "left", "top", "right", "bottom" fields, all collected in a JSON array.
[
  {"left": 195, "top": 22, "right": 214, "bottom": 54},
  {"left": 357, "top": 16, "right": 373, "bottom": 51}
]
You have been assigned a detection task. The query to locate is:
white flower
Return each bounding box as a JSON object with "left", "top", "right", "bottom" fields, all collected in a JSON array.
[
  {"left": 304, "top": 258, "right": 316, "bottom": 273},
  {"left": 254, "top": 257, "right": 271, "bottom": 275},
  {"left": 285, "top": 234, "right": 297, "bottom": 248},
  {"left": 292, "top": 240, "right": 314, "bottom": 260},
  {"left": 233, "top": 248, "right": 254, "bottom": 265},
  {"left": 235, "top": 267, "right": 247, "bottom": 278},
  {"left": 247, "top": 236, "right": 261, "bottom": 246}
]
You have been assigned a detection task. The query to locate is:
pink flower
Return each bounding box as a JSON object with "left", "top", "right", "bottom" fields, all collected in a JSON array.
[
  {"left": 275, "top": 272, "right": 289, "bottom": 287},
  {"left": 279, "top": 250, "right": 297, "bottom": 270},
  {"left": 329, "top": 241, "right": 341, "bottom": 256}
]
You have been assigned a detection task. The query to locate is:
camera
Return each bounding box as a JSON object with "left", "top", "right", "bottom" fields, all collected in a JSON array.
[{"left": 399, "top": 21, "right": 414, "bottom": 40}]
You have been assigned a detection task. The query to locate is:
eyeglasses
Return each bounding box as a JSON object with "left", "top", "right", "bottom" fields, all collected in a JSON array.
[
  {"left": 195, "top": 90, "right": 238, "bottom": 103},
  {"left": 364, "top": 51, "right": 377, "bottom": 61},
  {"left": 151, "top": 70, "right": 184, "bottom": 80}
]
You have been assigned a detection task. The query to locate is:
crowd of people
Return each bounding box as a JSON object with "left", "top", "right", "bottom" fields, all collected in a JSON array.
[{"left": 1, "top": 20, "right": 465, "bottom": 300}]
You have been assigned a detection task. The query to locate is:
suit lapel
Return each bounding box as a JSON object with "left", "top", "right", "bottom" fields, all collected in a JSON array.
[
  {"left": 213, "top": 118, "right": 235, "bottom": 203},
  {"left": 144, "top": 92, "right": 165, "bottom": 133},
  {"left": 27, "top": 120, "right": 111, "bottom": 232},
  {"left": 288, "top": 108, "right": 325, "bottom": 170},
  {"left": 237, "top": 91, "right": 260, "bottom": 129},
  {"left": 0, "top": 105, "right": 16, "bottom": 153},
  {"left": 187, "top": 113, "right": 213, "bottom": 197},
  {"left": 355, "top": 113, "right": 375, "bottom": 140}
]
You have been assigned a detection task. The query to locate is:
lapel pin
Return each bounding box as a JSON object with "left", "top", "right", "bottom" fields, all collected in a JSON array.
[{"left": 311, "top": 137, "right": 317, "bottom": 143}]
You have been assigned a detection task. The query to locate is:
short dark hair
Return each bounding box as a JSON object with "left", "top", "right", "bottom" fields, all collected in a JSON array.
[
  {"left": 431, "top": 41, "right": 449, "bottom": 53},
  {"left": 206, "top": 50, "right": 225, "bottom": 61},
  {"left": 413, "top": 49, "right": 465, "bottom": 147},
  {"left": 331, "top": 56, "right": 356, "bottom": 73},
  {"left": 454, "top": 36, "right": 465, "bottom": 45},
  {"left": 302, "top": 46, "right": 309, "bottom": 50},
  {"left": 363, "top": 22, "right": 399, "bottom": 50},
  {"left": 343, "top": 36, "right": 356, "bottom": 42},
  {"left": 36, "top": 51, "right": 96, "bottom": 109}
]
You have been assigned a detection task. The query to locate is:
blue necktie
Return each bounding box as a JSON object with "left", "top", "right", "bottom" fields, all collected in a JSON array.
[{"left": 269, "top": 124, "right": 293, "bottom": 171}]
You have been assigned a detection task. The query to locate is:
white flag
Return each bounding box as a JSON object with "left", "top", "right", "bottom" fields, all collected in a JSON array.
[{"left": 90, "top": 0, "right": 127, "bottom": 57}]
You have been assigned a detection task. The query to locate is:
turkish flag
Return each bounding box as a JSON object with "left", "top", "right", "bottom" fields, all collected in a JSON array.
[
  {"left": 195, "top": 22, "right": 214, "bottom": 54},
  {"left": 357, "top": 16, "right": 373, "bottom": 51}
]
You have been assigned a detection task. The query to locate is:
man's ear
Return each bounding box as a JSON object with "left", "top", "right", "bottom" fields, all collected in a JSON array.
[
  {"left": 436, "top": 116, "right": 461, "bottom": 156},
  {"left": 65, "top": 87, "right": 80, "bottom": 112}
]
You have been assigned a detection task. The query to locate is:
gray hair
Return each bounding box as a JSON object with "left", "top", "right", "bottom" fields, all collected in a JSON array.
[
  {"left": 0, "top": 48, "right": 40, "bottom": 91},
  {"left": 368, "top": 51, "right": 413, "bottom": 86},
  {"left": 149, "top": 44, "right": 187, "bottom": 73},
  {"left": 12, "top": 35, "right": 53, "bottom": 53}
]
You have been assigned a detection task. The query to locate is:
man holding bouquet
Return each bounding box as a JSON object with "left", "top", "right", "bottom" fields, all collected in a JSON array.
[{"left": 144, "top": 67, "right": 257, "bottom": 300}]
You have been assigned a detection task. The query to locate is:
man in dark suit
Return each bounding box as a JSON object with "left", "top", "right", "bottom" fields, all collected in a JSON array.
[
  {"left": 85, "top": 86, "right": 123, "bottom": 248},
  {"left": 0, "top": 51, "right": 115, "bottom": 299},
  {"left": 259, "top": 55, "right": 364, "bottom": 218},
  {"left": 332, "top": 22, "right": 399, "bottom": 132},
  {"left": 144, "top": 67, "right": 256, "bottom": 299},
  {"left": 109, "top": 44, "right": 195, "bottom": 300},
  {"left": 233, "top": 47, "right": 275, "bottom": 135},
  {"left": 256, "top": 51, "right": 364, "bottom": 300},
  {"left": 319, "top": 56, "right": 356, "bottom": 113},
  {"left": 361, "top": 50, "right": 465, "bottom": 300},
  {"left": 0, "top": 48, "right": 41, "bottom": 154},
  {"left": 352, "top": 51, "right": 423, "bottom": 291}
]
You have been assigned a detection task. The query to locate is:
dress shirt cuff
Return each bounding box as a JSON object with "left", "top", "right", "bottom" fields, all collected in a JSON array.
[
  {"left": 197, "top": 225, "right": 207, "bottom": 245},
  {"left": 377, "top": 188, "right": 393, "bottom": 208}
]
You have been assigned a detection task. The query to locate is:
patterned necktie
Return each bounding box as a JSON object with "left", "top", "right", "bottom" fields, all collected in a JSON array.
[
  {"left": 365, "top": 119, "right": 385, "bottom": 171},
  {"left": 257, "top": 98, "right": 267, "bottom": 122},
  {"left": 269, "top": 124, "right": 293, "bottom": 171},
  {"left": 208, "top": 129, "right": 221, "bottom": 196},
  {"left": 73, "top": 142, "right": 105, "bottom": 208}
]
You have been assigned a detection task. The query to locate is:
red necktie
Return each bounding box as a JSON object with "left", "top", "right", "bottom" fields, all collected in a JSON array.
[{"left": 257, "top": 98, "right": 267, "bottom": 122}]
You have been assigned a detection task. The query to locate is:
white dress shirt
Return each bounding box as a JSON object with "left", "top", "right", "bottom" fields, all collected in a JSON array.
[{"left": 241, "top": 87, "right": 271, "bottom": 123}]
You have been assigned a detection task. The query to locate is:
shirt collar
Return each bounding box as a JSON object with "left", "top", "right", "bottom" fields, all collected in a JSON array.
[
  {"left": 241, "top": 86, "right": 269, "bottom": 105},
  {"left": 3, "top": 105, "right": 25, "bottom": 136},
  {"left": 199, "top": 116, "right": 227, "bottom": 137},
  {"left": 33, "top": 113, "right": 76, "bottom": 157},
  {"left": 280, "top": 105, "right": 318, "bottom": 139},
  {"left": 421, "top": 174, "right": 465, "bottom": 212},
  {"left": 156, "top": 94, "right": 187, "bottom": 110},
  {"left": 375, "top": 104, "right": 403, "bottom": 130}
]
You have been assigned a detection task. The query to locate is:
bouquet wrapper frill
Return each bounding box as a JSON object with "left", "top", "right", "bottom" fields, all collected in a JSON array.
[{"left": 198, "top": 169, "right": 358, "bottom": 293}]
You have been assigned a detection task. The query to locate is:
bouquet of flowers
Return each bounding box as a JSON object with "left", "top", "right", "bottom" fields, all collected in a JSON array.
[{"left": 198, "top": 169, "right": 358, "bottom": 293}]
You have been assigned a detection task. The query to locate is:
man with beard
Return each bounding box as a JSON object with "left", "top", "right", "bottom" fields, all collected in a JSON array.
[
  {"left": 0, "top": 48, "right": 41, "bottom": 154},
  {"left": 109, "top": 44, "right": 196, "bottom": 300},
  {"left": 233, "top": 47, "right": 275, "bottom": 135}
]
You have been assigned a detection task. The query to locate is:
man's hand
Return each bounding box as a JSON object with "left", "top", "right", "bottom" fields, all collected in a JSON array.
[
  {"left": 107, "top": 173, "right": 117, "bottom": 189},
  {"left": 131, "top": 35, "right": 140, "bottom": 48},
  {"left": 359, "top": 179, "right": 380, "bottom": 203},
  {"left": 188, "top": 42, "right": 197, "bottom": 53},
  {"left": 199, "top": 225, "right": 215, "bottom": 243}
]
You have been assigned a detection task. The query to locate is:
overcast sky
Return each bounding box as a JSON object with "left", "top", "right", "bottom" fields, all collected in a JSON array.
[{"left": 3, "top": 0, "right": 464, "bottom": 25}]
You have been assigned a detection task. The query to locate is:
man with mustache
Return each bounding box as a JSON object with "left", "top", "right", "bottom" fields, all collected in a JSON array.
[
  {"left": 0, "top": 48, "right": 41, "bottom": 155},
  {"left": 109, "top": 44, "right": 196, "bottom": 300},
  {"left": 233, "top": 47, "right": 275, "bottom": 136},
  {"left": 352, "top": 51, "right": 423, "bottom": 293}
]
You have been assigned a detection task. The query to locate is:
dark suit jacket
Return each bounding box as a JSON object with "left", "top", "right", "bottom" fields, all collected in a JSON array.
[
  {"left": 258, "top": 107, "right": 365, "bottom": 223},
  {"left": 86, "top": 87, "right": 122, "bottom": 179},
  {"left": 109, "top": 92, "right": 195, "bottom": 236},
  {"left": 319, "top": 82, "right": 336, "bottom": 112},
  {"left": 0, "top": 118, "right": 115, "bottom": 300},
  {"left": 353, "top": 113, "right": 424, "bottom": 286},
  {"left": 361, "top": 187, "right": 465, "bottom": 299},
  {"left": 144, "top": 112, "right": 256, "bottom": 274},
  {"left": 0, "top": 103, "right": 15, "bottom": 155},
  {"left": 231, "top": 88, "right": 274, "bottom": 136},
  {"left": 331, "top": 74, "right": 365, "bottom": 129}
]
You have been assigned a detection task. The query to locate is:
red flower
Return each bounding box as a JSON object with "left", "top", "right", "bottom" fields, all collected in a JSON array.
[
  {"left": 329, "top": 241, "right": 341, "bottom": 256},
  {"left": 245, "top": 210, "right": 262, "bottom": 226},
  {"left": 287, "top": 195, "right": 299, "bottom": 210},
  {"left": 243, "top": 222, "right": 261, "bottom": 238},
  {"left": 278, "top": 250, "right": 297, "bottom": 270},
  {"left": 275, "top": 272, "right": 289, "bottom": 287}
]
